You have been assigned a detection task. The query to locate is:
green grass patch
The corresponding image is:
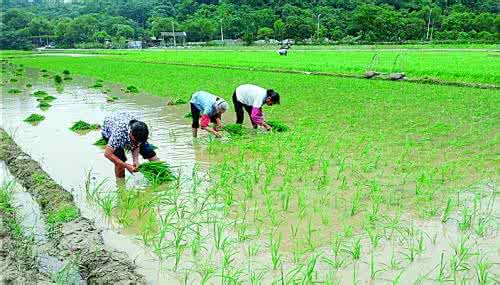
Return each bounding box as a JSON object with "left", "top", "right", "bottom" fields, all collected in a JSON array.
[
  {"left": 24, "top": 113, "right": 45, "bottom": 123},
  {"left": 69, "top": 120, "right": 100, "bottom": 132},
  {"left": 47, "top": 205, "right": 79, "bottom": 226},
  {"left": 138, "top": 161, "right": 176, "bottom": 184}
]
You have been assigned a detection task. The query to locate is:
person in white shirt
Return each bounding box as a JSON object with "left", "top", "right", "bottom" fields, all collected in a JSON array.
[{"left": 232, "top": 84, "right": 280, "bottom": 131}]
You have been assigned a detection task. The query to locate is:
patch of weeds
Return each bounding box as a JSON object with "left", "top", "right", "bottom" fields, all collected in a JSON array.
[
  {"left": 184, "top": 112, "right": 192, "bottom": 118},
  {"left": 54, "top": 75, "right": 63, "bottom": 84},
  {"left": 8, "top": 88, "right": 21, "bottom": 94},
  {"left": 267, "top": 120, "right": 289, "bottom": 132},
  {"left": 125, "top": 85, "right": 139, "bottom": 93},
  {"left": 24, "top": 114, "right": 45, "bottom": 124},
  {"left": 32, "top": 90, "right": 48, "bottom": 97},
  {"left": 138, "top": 161, "right": 176, "bottom": 184},
  {"left": 32, "top": 172, "right": 48, "bottom": 185},
  {"left": 69, "top": 120, "right": 100, "bottom": 132},
  {"left": 47, "top": 205, "right": 79, "bottom": 226}
]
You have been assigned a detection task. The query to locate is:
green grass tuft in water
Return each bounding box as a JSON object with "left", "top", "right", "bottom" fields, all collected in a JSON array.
[{"left": 24, "top": 113, "right": 45, "bottom": 123}]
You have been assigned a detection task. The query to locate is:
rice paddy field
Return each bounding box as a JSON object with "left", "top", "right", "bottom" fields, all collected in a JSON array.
[{"left": 0, "top": 47, "right": 499, "bottom": 284}]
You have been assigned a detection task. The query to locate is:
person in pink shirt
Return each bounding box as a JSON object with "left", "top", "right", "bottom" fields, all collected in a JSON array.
[{"left": 232, "top": 84, "right": 280, "bottom": 131}]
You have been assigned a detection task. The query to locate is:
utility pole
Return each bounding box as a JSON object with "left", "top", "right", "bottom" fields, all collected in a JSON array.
[
  {"left": 426, "top": 6, "right": 433, "bottom": 41},
  {"left": 220, "top": 18, "right": 224, "bottom": 43},
  {"left": 317, "top": 14, "right": 322, "bottom": 42},
  {"left": 172, "top": 20, "right": 177, "bottom": 47}
]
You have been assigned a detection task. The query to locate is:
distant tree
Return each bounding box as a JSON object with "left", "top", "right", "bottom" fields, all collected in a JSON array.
[
  {"left": 257, "top": 27, "right": 273, "bottom": 41},
  {"left": 273, "top": 19, "right": 284, "bottom": 40}
]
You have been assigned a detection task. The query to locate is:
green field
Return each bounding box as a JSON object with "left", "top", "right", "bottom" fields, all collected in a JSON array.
[{"left": 4, "top": 50, "right": 500, "bottom": 283}]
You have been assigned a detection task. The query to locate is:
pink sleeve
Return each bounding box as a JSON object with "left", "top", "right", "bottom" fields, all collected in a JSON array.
[
  {"left": 251, "top": 107, "right": 264, "bottom": 125},
  {"left": 200, "top": 114, "right": 210, "bottom": 128}
]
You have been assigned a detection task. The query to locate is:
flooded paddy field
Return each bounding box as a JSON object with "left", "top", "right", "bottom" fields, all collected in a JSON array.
[{"left": 1, "top": 56, "right": 499, "bottom": 284}]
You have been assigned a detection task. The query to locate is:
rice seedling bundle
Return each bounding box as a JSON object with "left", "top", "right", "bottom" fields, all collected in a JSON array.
[
  {"left": 63, "top": 70, "right": 70, "bottom": 75},
  {"left": 138, "top": 161, "right": 175, "bottom": 184},
  {"left": 32, "top": 90, "right": 48, "bottom": 97},
  {"left": 37, "top": 101, "right": 51, "bottom": 109},
  {"left": 267, "top": 120, "right": 289, "bottom": 132},
  {"left": 223, "top": 124, "right": 247, "bottom": 136},
  {"left": 24, "top": 113, "right": 45, "bottom": 123},
  {"left": 125, "top": 85, "right": 139, "bottom": 93},
  {"left": 184, "top": 112, "right": 192, "bottom": 118},
  {"left": 93, "top": 138, "right": 107, "bottom": 147},
  {"left": 8, "top": 88, "right": 21, "bottom": 94},
  {"left": 70, "top": 120, "right": 100, "bottom": 131}
]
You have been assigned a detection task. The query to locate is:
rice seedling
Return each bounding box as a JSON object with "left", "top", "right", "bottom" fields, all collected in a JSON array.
[
  {"left": 26, "top": 83, "right": 32, "bottom": 88},
  {"left": 9, "top": 78, "right": 17, "bottom": 82},
  {"left": 69, "top": 120, "right": 100, "bottom": 132},
  {"left": 23, "top": 113, "right": 45, "bottom": 124},
  {"left": 441, "top": 197, "right": 453, "bottom": 223},
  {"left": 137, "top": 161, "right": 175, "bottom": 184},
  {"left": 343, "top": 237, "right": 362, "bottom": 261},
  {"left": 54, "top": 74, "right": 63, "bottom": 84},
  {"left": 269, "top": 232, "right": 282, "bottom": 270},
  {"left": 64, "top": 76, "right": 72, "bottom": 81},
  {"left": 184, "top": 112, "right": 192, "bottom": 118},
  {"left": 474, "top": 254, "right": 493, "bottom": 285},
  {"left": 62, "top": 70, "right": 70, "bottom": 75},
  {"left": 8, "top": 88, "right": 21, "bottom": 94},
  {"left": 167, "top": 98, "right": 187, "bottom": 105},
  {"left": 267, "top": 120, "right": 289, "bottom": 132}
]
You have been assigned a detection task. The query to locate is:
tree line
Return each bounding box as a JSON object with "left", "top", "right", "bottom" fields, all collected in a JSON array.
[{"left": 1, "top": 0, "right": 498, "bottom": 49}]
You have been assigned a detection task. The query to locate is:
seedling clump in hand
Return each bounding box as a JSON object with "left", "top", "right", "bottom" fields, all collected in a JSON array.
[{"left": 138, "top": 161, "right": 176, "bottom": 184}]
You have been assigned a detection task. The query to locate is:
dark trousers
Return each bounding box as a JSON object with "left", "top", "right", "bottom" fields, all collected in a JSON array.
[
  {"left": 191, "top": 103, "right": 217, "bottom": 128},
  {"left": 232, "top": 92, "right": 257, "bottom": 128}
]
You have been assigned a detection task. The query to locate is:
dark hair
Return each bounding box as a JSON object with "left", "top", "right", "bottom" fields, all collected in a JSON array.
[
  {"left": 129, "top": 120, "right": 149, "bottom": 143},
  {"left": 266, "top": 89, "right": 280, "bottom": 105}
]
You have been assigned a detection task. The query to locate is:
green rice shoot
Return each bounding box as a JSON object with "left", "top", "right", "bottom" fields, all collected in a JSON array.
[{"left": 223, "top": 124, "right": 247, "bottom": 136}]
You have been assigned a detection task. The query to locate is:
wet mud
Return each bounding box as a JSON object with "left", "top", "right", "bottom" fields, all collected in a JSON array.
[{"left": 0, "top": 129, "right": 146, "bottom": 284}]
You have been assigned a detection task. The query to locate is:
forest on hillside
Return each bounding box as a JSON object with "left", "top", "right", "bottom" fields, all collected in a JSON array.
[{"left": 1, "top": 0, "right": 499, "bottom": 49}]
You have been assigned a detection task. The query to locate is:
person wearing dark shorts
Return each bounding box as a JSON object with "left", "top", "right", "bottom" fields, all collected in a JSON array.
[
  {"left": 232, "top": 84, "right": 280, "bottom": 131},
  {"left": 190, "top": 91, "right": 228, "bottom": 138},
  {"left": 101, "top": 112, "right": 159, "bottom": 178}
]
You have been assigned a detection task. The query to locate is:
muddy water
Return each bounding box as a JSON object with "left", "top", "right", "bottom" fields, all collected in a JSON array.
[{"left": 1, "top": 69, "right": 211, "bottom": 283}]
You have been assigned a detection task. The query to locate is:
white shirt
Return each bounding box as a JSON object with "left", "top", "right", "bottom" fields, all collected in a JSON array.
[{"left": 235, "top": 84, "right": 267, "bottom": 108}]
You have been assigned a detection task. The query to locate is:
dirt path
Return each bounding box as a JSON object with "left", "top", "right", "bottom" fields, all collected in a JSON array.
[{"left": 0, "top": 128, "right": 146, "bottom": 284}]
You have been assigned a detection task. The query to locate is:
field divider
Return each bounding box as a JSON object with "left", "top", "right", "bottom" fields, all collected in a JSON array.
[{"left": 0, "top": 128, "right": 146, "bottom": 284}]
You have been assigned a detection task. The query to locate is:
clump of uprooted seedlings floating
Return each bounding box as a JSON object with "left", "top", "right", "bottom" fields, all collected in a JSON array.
[
  {"left": 167, "top": 98, "right": 187, "bottom": 105},
  {"left": 89, "top": 79, "right": 104, "bottom": 88},
  {"left": 32, "top": 90, "right": 56, "bottom": 110},
  {"left": 138, "top": 161, "right": 175, "bottom": 184},
  {"left": 23, "top": 113, "right": 45, "bottom": 125},
  {"left": 69, "top": 120, "right": 100, "bottom": 133}
]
